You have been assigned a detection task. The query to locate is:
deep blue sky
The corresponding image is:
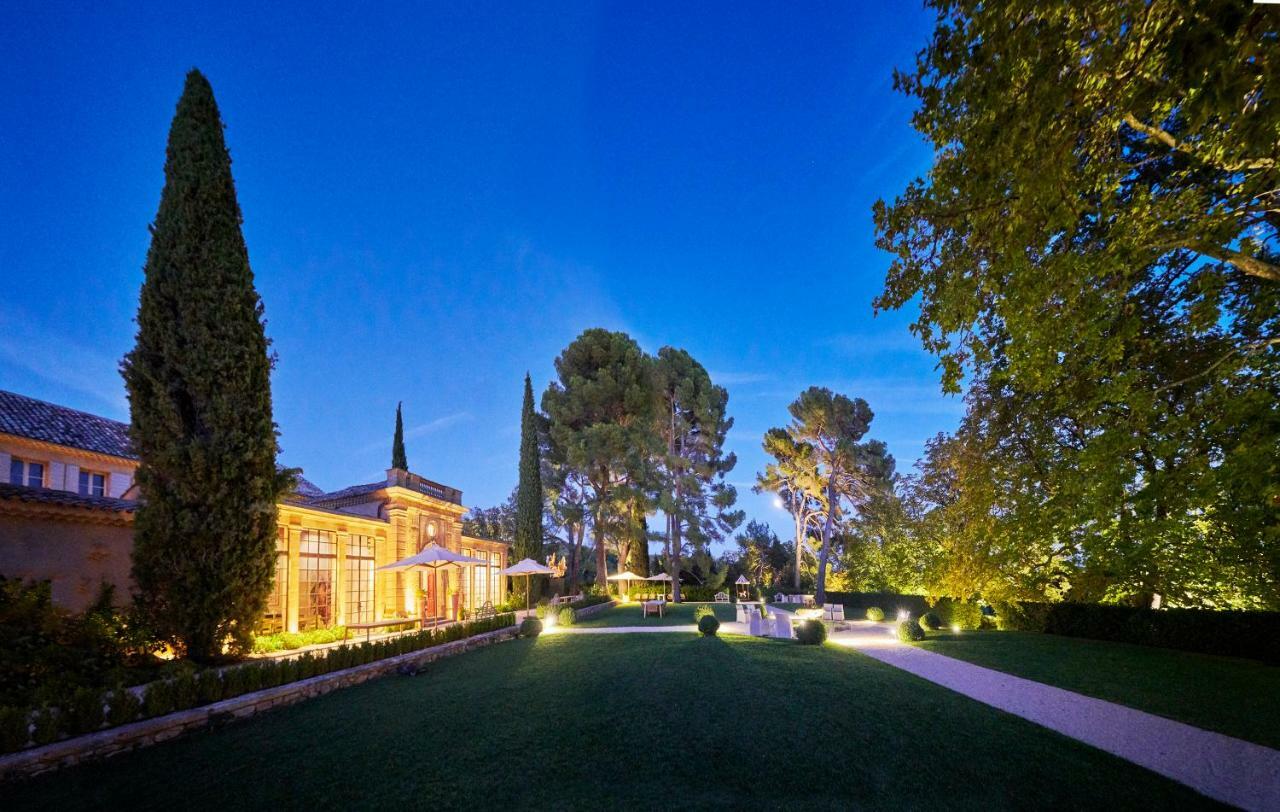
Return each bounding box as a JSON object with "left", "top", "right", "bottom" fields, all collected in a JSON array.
[{"left": 0, "top": 2, "right": 957, "bottom": 547}]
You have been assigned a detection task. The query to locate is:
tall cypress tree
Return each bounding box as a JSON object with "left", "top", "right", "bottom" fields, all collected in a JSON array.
[
  {"left": 513, "top": 373, "right": 544, "bottom": 600},
  {"left": 391, "top": 401, "right": 408, "bottom": 470},
  {"left": 122, "top": 70, "right": 288, "bottom": 662}
]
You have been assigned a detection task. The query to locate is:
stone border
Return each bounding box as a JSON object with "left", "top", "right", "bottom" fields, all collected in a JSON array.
[
  {"left": 569, "top": 600, "right": 617, "bottom": 621},
  {"left": 0, "top": 625, "right": 520, "bottom": 781}
]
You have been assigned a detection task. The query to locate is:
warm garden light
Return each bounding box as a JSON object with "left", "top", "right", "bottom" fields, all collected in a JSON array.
[
  {"left": 897, "top": 609, "right": 909, "bottom": 622},
  {"left": 952, "top": 624, "right": 961, "bottom": 634}
]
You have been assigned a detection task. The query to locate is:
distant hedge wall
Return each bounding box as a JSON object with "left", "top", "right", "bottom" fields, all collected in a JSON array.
[
  {"left": 992, "top": 601, "right": 1280, "bottom": 664},
  {"left": 823, "top": 592, "right": 934, "bottom": 618}
]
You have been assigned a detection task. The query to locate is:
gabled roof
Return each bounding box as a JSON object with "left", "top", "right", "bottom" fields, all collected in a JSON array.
[
  {"left": 0, "top": 390, "right": 135, "bottom": 460},
  {"left": 291, "top": 474, "right": 326, "bottom": 500}
]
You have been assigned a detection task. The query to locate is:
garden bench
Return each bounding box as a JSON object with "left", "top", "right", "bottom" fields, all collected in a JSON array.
[
  {"left": 714, "top": 591, "right": 729, "bottom": 603},
  {"left": 475, "top": 601, "right": 495, "bottom": 620}
]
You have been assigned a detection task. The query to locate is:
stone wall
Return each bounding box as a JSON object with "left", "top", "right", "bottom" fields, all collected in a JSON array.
[{"left": 0, "top": 625, "right": 521, "bottom": 781}]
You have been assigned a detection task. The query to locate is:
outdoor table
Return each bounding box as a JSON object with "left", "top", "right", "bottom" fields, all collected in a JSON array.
[{"left": 642, "top": 600, "right": 665, "bottom": 618}]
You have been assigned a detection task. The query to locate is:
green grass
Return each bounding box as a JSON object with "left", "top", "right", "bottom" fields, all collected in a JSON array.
[
  {"left": 0, "top": 634, "right": 1221, "bottom": 810},
  {"left": 917, "top": 630, "right": 1280, "bottom": 748},
  {"left": 571, "top": 602, "right": 737, "bottom": 627}
]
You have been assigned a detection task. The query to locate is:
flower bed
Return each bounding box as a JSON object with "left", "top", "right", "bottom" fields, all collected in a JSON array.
[{"left": 0, "top": 613, "right": 515, "bottom": 756}]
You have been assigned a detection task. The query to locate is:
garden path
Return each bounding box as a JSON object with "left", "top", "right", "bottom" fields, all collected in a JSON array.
[{"left": 768, "top": 607, "right": 1280, "bottom": 811}]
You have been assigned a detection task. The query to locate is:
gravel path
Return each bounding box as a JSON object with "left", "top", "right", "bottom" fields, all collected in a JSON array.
[{"left": 771, "top": 608, "right": 1280, "bottom": 811}]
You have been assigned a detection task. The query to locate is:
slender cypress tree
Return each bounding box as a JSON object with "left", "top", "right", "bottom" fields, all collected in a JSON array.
[
  {"left": 513, "top": 374, "right": 544, "bottom": 600},
  {"left": 391, "top": 401, "right": 408, "bottom": 470},
  {"left": 122, "top": 70, "right": 288, "bottom": 662}
]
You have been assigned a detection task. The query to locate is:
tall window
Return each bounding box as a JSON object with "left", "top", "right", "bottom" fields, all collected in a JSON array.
[
  {"left": 263, "top": 527, "right": 289, "bottom": 633},
  {"left": 78, "top": 470, "right": 106, "bottom": 497},
  {"left": 299, "top": 529, "right": 336, "bottom": 630},
  {"left": 490, "top": 551, "right": 501, "bottom": 604},
  {"left": 472, "top": 551, "right": 489, "bottom": 607},
  {"left": 345, "top": 534, "right": 375, "bottom": 625},
  {"left": 9, "top": 458, "right": 44, "bottom": 488}
]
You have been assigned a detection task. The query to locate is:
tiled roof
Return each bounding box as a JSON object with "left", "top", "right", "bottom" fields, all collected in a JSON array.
[
  {"left": 0, "top": 481, "right": 138, "bottom": 513},
  {"left": 291, "top": 474, "right": 326, "bottom": 500},
  {"left": 0, "top": 390, "right": 135, "bottom": 460},
  {"left": 313, "top": 481, "right": 385, "bottom": 503}
]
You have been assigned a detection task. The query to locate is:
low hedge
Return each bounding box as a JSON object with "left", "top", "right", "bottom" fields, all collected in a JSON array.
[
  {"left": 823, "top": 592, "right": 933, "bottom": 618},
  {"left": 567, "top": 595, "right": 612, "bottom": 612},
  {"left": 991, "top": 601, "right": 1280, "bottom": 664},
  {"left": 0, "top": 612, "right": 516, "bottom": 755}
]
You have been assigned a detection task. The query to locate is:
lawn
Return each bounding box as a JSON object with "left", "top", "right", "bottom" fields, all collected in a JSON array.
[
  {"left": 571, "top": 602, "right": 737, "bottom": 627},
  {"left": 917, "top": 630, "right": 1280, "bottom": 749},
  {"left": 1, "top": 634, "right": 1221, "bottom": 809}
]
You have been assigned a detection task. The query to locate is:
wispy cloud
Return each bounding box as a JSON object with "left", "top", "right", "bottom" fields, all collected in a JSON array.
[
  {"left": 709, "top": 371, "right": 771, "bottom": 386},
  {"left": 355, "top": 411, "right": 473, "bottom": 454},
  {"left": 815, "top": 332, "right": 925, "bottom": 357},
  {"left": 0, "top": 304, "right": 129, "bottom": 415}
]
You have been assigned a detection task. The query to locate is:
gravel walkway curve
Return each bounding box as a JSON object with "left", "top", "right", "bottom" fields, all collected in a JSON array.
[{"left": 775, "top": 608, "right": 1280, "bottom": 811}]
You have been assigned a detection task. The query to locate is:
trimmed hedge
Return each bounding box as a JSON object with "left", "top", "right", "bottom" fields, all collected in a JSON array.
[
  {"left": 897, "top": 620, "right": 925, "bottom": 642},
  {"left": 992, "top": 601, "right": 1280, "bottom": 664},
  {"left": 796, "top": 620, "right": 827, "bottom": 645},
  {"left": 697, "top": 614, "right": 720, "bottom": 637},
  {"left": 824, "top": 592, "right": 933, "bottom": 618},
  {"left": 0, "top": 613, "right": 516, "bottom": 755}
]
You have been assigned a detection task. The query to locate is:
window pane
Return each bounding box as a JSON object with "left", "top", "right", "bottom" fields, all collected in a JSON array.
[
  {"left": 27, "top": 462, "right": 42, "bottom": 488},
  {"left": 9, "top": 459, "right": 21, "bottom": 485},
  {"left": 91, "top": 473, "right": 104, "bottom": 497},
  {"left": 298, "top": 529, "right": 336, "bottom": 629},
  {"left": 79, "top": 470, "right": 89, "bottom": 495}
]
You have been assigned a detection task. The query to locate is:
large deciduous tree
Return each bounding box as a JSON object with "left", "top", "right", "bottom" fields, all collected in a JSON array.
[
  {"left": 653, "top": 347, "right": 741, "bottom": 602},
  {"left": 755, "top": 428, "right": 824, "bottom": 589},
  {"left": 875, "top": 1, "right": 1279, "bottom": 608},
  {"left": 774, "top": 388, "right": 895, "bottom": 604},
  {"left": 122, "top": 70, "right": 290, "bottom": 662},
  {"left": 542, "top": 329, "right": 657, "bottom": 588}
]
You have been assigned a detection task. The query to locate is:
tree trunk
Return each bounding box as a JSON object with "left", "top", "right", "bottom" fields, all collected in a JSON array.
[
  {"left": 793, "top": 503, "right": 803, "bottom": 589},
  {"left": 815, "top": 480, "right": 836, "bottom": 604},
  {"left": 668, "top": 404, "right": 683, "bottom": 602},
  {"left": 594, "top": 503, "right": 608, "bottom": 588}
]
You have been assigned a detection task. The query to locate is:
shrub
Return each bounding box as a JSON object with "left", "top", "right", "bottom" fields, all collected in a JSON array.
[
  {"left": 520, "top": 618, "right": 543, "bottom": 638},
  {"left": 557, "top": 607, "right": 576, "bottom": 627},
  {"left": 222, "top": 665, "right": 246, "bottom": 698},
  {"left": 1041, "top": 603, "right": 1280, "bottom": 664},
  {"left": 866, "top": 607, "right": 885, "bottom": 622},
  {"left": 106, "top": 687, "right": 141, "bottom": 727},
  {"left": 63, "top": 687, "right": 106, "bottom": 735},
  {"left": 171, "top": 669, "right": 198, "bottom": 710},
  {"left": 796, "top": 620, "right": 827, "bottom": 645},
  {"left": 678, "top": 586, "right": 723, "bottom": 602},
  {"left": 142, "top": 680, "right": 175, "bottom": 718},
  {"left": 195, "top": 669, "right": 224, "bottom": 704},
  {"left": 697, "top": 614, "right": 720, "bottom": 637},
  {"left": 919, "top": 611, "right": 942, "bottom": 631},
  {"left": 897, "top": 620, "right": 925, "bottom": 642},
  {"left": 693, "top": 605, "right": 716, "bottom": 622},
  {"left": 0, "top": 706, "right": 28, "bottom": 753},
  {"left": 567, "top": 595, "right": 611, "bottom": 611},
  {"left": 824, "top": 591, "right": 932, "bottom": 619}
]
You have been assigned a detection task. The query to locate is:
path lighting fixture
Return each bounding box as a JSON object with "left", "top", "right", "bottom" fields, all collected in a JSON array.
[
  {"left": 951, "top": 624, "right": 961, "bottom": 634},
  {"left": 897, "top": 609, "right": 909, "bottom": 622}
]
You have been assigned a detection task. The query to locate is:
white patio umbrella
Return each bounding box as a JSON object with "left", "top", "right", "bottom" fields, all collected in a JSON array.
[
  {"left": 645, "top": 572, "right": 673, "bottom": 600},
  {"left": 500, "top": 558, "right": 556, "bottom": 612},
  {"left": 606, "top": 570, "right": 646, "bottom": 599},
  {"left": 378, "top": 543, "right": 487, "bottom": 625}
]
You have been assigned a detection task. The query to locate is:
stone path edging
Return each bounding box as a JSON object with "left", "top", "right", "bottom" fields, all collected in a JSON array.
[{"left": 0, "top": 625, "right": 520, "bottom": 782}]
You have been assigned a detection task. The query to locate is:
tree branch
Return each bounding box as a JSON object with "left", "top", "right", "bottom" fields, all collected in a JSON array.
[
  {"left": 1154, "top": 337, "right": 1280, "bottom": 392},
  {"left": 1122, "top": 113, "right": 1276, "bottom": 172},
  {"left": 1188, "top": 241, "right": 1280, "bottom": 283}
]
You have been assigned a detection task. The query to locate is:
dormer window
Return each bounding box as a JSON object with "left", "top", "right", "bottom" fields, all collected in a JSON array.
[
  {"left": 9, "top": 458, "right": 44, "bottom": 488},
  {"left": 78, "top": 470, "right": 106, "bottom": 497}
]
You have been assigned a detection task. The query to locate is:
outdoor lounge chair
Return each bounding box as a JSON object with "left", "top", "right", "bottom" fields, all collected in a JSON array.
[{"left": 771, "top": 613, "right": 793, "bottom": 639}]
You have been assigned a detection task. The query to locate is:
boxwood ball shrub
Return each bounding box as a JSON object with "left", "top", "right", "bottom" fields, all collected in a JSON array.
[
  {"left": 520, "top": 617, "right": 543, "bottom": 638},
  {"left": 796, "top": 620, "right": 827, "bottom": 645},
  {"left": 897, "top": 619, "right": 926, "bottom": 642},
  {"left": 558, "top": 607, "right": 577, "bottom": 627},
  {"left": 866, "top": 606, "right": 885, "bottom": 622},
  {"left": 697, "top": 614, "right": 720, "bottom": 637},
  {"left": 919, "top": 611, "right": 942, "bottom": 631}
]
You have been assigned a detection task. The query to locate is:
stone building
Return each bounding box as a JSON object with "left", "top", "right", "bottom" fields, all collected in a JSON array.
[{"left": 0, "top": 389, "right": 507, "bottom": 629}]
